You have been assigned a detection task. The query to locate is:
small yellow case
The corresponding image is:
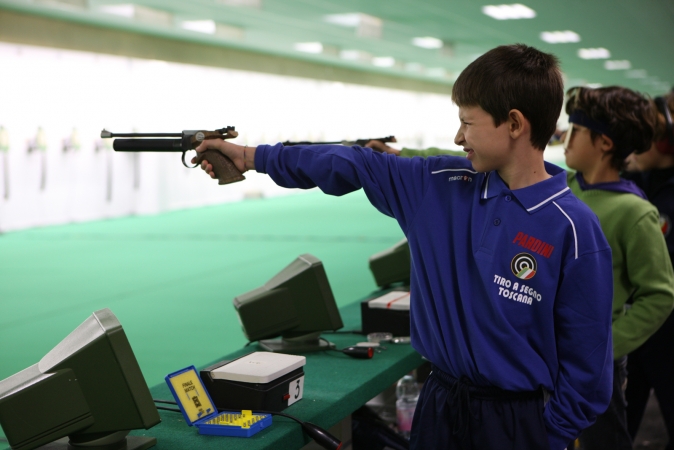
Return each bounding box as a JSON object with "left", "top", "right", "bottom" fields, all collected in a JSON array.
[{"left": 165, "top": 366, "right": 272, "bottom": 437}]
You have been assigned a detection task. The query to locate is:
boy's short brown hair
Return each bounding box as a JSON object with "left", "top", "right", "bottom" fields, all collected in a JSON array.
[
  {"left": 452, "top": 44, "right": 563, "bottom": 150},
  {"left": 565, "top": 86, "right": 654, "bottom": 170}
]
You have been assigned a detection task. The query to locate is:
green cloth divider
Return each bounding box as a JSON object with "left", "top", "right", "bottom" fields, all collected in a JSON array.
[{"left": 0, "top": 190, "right": 406, "bottom": 445}]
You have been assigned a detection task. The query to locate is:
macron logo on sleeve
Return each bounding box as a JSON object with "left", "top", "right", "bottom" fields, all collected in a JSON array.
[
  {"left": 512, "top": 232, "right": 554, "bottom": 258},
  {"left": 432, "top": 168, "right": 476, "bottom": 183}
]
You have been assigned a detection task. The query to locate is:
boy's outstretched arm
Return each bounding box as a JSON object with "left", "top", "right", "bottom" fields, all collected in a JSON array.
[
  {"left": 194, "top": 139, "right": 435, "bottom": 232},
  {"left": 544, "top": 248, "right": 614, "bottom": 450}
]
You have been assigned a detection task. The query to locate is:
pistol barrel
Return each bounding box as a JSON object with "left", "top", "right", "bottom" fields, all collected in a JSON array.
[{"left": 113, "top": 139, "right": 184, "bottom": 152}]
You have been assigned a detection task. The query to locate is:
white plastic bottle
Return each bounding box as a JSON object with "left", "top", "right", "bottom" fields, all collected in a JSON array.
[{"left": 395, "top": 374, "right": 419, "bottom": 439}]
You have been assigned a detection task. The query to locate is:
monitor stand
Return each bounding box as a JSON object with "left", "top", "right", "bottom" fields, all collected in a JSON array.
[{"left": 259, "top": 332, "right": 335, "bottom": 353}]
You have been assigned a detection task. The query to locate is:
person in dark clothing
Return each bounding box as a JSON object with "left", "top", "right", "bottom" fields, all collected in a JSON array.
[{"left": 623, "top": 92, "right": 674, "bottom": 450}]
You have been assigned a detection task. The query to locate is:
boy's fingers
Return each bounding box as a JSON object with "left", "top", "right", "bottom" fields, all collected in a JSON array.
[
  {"left": 367, "top": 141, "right": 393, "bottom": 153},
  {"left": 195, "top": 139, "right": 224, "bottom": 154}
]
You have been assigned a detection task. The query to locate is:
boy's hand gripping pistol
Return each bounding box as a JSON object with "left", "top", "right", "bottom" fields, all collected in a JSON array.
[{"left": 100, "top": 127, "right": 245, "bottom": 185}]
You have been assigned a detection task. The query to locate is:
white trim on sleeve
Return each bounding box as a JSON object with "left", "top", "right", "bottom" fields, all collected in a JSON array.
[
  {"left": 431, "top": 168, "right": 478, "bottom": 175},
  {"left": 482, "top": 172, "right": 491, "bottom": 199},
  {"left": 553, "top": 201, "right": 578, "bottom": 259}
]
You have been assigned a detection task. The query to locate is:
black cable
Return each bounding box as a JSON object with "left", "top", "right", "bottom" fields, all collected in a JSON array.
[
  {"left": 320, "top": 337, "right": 341, "bottom": 351},
  {"left": 156, "top": 406, "right": 181, "bottom": 413},
  {"left": 319, "top": 338, "right": 374, "bottom": 359},
  {"left": 323, "top": 330, "right": 362, "bottom": 334}
]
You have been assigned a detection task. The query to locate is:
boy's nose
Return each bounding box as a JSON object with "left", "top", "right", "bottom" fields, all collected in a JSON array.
[{"left": 454, "top": 130, "right": 464, "bottom": 146}]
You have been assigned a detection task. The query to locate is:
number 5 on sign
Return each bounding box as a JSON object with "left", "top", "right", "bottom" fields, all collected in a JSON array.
[{"left": 288, "top": 376, "right": 304, "bottom": 406}]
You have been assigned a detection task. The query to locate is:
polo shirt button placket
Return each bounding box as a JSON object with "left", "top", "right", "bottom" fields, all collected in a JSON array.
[
  {"left": 493, "top": 218, "right": 501, "bottom": 226},
  {"left": 505, "top": 195, "right": 512, "bottom": 202}
]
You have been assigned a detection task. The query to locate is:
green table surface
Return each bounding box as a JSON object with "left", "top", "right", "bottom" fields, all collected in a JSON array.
[{"left": 132, "top": 296, "right": 423, "bottom": 449}]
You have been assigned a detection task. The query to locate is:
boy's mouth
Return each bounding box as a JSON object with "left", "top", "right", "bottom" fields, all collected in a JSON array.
[{"left": 464, "top": 148, "right": 475, "bottom": 158}]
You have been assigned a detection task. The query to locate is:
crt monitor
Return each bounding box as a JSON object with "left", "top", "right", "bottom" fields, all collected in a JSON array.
[
  {"left": 0, "top": 309, "right": 160, "bottom": 450},
  {"left": 369, "top": 238, "right": 411, "bottom": 288},
  {"left": 233, "top": 254, "right": 344, "bottom": 353}
]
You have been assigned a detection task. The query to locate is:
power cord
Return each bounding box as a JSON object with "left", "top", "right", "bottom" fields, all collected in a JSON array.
[
  {"left": 319, "top": 337, "right": 374, "bottom": 359},
  {"left": 153, "top": 399, "right": 342, "bottom": 450}
]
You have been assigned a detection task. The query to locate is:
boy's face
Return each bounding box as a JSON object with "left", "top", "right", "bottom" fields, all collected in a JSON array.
[
  {"left": 454, "top": 105, "right": 512, "bottom": 173},
  {"left": 627, "top": 142, "right": 662, "bottom": 172},
  {"left": 563, "top": 124, "right": 605, "bottom": 173}
]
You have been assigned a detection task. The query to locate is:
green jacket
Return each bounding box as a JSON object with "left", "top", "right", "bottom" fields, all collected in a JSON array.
[
  {"left": 568, "top": 172, "right": 674, "bottom": 358},
  {"left": 400, "top": 147, "right": 465, "bottom": 158},
  {"left": 399, "top": 146, "right": 569, "bottom": 168}
]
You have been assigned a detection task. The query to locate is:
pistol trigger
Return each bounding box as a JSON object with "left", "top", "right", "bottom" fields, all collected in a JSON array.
[{"left": 182, "top": 151, "right": 198, "bottom": 169}]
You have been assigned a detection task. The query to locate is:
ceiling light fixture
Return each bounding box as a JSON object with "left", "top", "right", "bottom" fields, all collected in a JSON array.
[
  {"left": 100, "top": 4, "right": 173, "bottom": 26},
  {"left": 181, "top": 20, "right": 244, "bottom": 40},
  {"left": 181, "top": 20, "right": 217, "bottom": 34},
  {"left": 35, "top": 0, "right": 87, "bottom": 9},
  {"left": 294, "top": 42, "right": 323, "bottom": 54},
  {"left": 412, "top": 37, "right": 443, "bottom": 49},
  {"left": 405, "top": 62, "right": 425, "bottom": 73},
  {"left": 482, "top": 4, "right": 536, "bottom": 20},
  {"left": 372, "top": 57, "right": 396, "bottom": 68},
  {"left": 604, "top": 60, "right": 631, "bottom": 70},
  {"left": 324, "top": 13, "right": 382, "bottom": 38},
  {"left": 539, "top": 30, "right": 580, "bottom": 44},
  {"left": 625, "top": 69, "right": 647, "bottom": 79},
  {"left": 427, "top": 68, "right": 447, "bottom": 78},
  {"left": 100, "top": 4, "right": 135, "bottom": 18},
  {"left": 577, "top": 48, "right": 611, "bottom": 59},
  {"left": 217, "top": 0, "right": 262, "bottom": 8},
  {"left": 340, "top": 49, "right": 372, "bottom": 62}
]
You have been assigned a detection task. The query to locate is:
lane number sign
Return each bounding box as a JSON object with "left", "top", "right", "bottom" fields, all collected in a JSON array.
[{"left": 288, "top": 376, "right": 304, "bottom": 406}]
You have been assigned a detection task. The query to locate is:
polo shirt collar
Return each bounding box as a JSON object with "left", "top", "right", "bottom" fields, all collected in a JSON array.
[{"left": 481, "top": 162, "right": 570, "bottom": 214}]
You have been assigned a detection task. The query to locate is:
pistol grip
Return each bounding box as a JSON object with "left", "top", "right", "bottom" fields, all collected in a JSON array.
[{"left": 196, "top": 150, "right": 245, "bottom": 185}]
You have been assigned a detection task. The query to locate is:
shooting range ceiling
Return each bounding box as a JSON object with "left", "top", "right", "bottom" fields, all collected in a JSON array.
[{"left": 0, "top": 0, "right": 673, "bottom": 95}]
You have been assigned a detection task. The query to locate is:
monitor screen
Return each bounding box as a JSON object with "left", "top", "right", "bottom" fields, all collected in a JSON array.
[
  {"left": 233, "top": 254, "right": 343, "bottom": 352},
  {"left": 369, "top": 239, "right": 411, "bottom": 288},
  {"left": 0, "top": 309, "right": 160, "bottom": 450}
]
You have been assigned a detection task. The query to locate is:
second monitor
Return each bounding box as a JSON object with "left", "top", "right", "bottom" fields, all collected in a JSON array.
[
  {"left": 233, "top": 254, "right": 344, "bottom": 353},
  {"left": 369, "top": 238, "right": 411, "bottom": 288}
]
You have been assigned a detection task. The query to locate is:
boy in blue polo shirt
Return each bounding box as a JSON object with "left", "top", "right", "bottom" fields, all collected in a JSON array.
[{"left": 194, "top": 44, "right": 613, "bottom": 450}]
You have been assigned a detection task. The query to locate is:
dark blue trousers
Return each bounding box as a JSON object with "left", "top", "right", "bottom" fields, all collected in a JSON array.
[
  {"left": 409, "top": 366, "right": 550, "bottom": 450},
  {"left": 577, "top": 356, "right": 631, "bottom": 450},
  {"left": 626, "top": 313, "right": 674, "bottom": 450}
]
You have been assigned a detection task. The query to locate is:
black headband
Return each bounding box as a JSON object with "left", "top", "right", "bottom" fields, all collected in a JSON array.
[{"left": 568, "top": 110, "right": 616, "bottom": 141}]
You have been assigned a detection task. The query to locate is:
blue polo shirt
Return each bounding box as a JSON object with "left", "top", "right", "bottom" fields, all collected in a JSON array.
[{"left": 255, "top": 143, "right": 613, "bottom": 450}]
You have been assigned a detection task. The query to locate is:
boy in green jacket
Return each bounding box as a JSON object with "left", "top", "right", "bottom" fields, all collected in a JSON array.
[{"left": 563, "top": 86, "right": 674, "bottom": 450}]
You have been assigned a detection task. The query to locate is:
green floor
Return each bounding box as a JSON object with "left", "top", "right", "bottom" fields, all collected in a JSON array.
[{"left": 0, "top": 189, "right": 403, "bottom": 396}]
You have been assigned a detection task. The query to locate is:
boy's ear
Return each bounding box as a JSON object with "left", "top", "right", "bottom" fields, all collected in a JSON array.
[
  {"left": 507, "top": 109, "right": 528, "bottom": 140},
  {"left": 598, "top": 135, "right": 614, "bottom": 153}
]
